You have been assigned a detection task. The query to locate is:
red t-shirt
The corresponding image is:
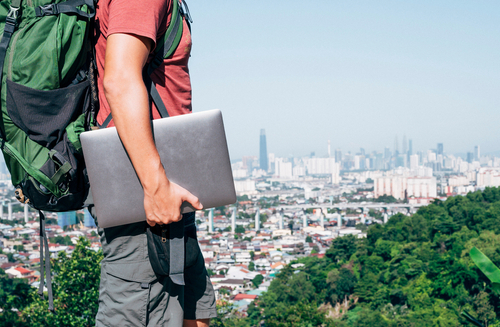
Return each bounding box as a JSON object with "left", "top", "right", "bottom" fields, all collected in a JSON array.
[{"left": 95, "top": 0, "right": 192, "bottom": 127}]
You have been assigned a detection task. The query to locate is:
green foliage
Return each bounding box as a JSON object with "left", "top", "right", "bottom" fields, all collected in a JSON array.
[
  {"left": 326, "top": 234, "right": 357, "bottom": 263},
  {"left": 470, "top": 246, "right": 500, "bottom": 294},
  {"left": 0, "top": 268, "right": 31, "bottom": 326},
  {"left": 49, "top": 235, "right": 73, "bottom": 246},
  {"left": 374, "top": 194, "right": 399, "bottom": 203},
  {"left": 252, "top": 274, "right": 263, "bottom": 288},
  {"left": 22, "top": 237, "right": 102, "bottom": 327},
  {"left": 235, "top": 225, "right": 245, "bottom": 234},
  {"left": 237, "top": 188, "right": 500, "bottom": 326},
  {"left": 305, "top": 235, "right": 312, "bottom": 243}
]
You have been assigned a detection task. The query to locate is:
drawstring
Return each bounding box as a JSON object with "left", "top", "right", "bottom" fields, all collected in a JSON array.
[{"left": 38, "top": 210, "right": 54, "bottom": 312}]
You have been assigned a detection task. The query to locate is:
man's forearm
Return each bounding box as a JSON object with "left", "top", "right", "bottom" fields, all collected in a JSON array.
[{"left": 103, "top": 33, "right": 167, "bottom": 192}]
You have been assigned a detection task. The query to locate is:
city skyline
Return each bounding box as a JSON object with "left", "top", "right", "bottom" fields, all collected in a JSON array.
[
  {"left": 190, "top": 1, "right": 499, "bottom": 160},
  {"left": 231, "top": 132, "right": 487, "bottom": 162}
]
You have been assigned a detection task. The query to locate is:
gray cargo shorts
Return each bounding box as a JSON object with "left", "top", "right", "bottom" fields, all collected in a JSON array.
[{"left": 93, "top": 213, "right": 217, "bottom": 327}]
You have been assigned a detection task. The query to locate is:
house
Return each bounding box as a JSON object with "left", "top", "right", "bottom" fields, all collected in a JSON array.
[
  {"left": 233, "top": 293, "right": 258, "bottom": 301},
  {"left": 5, "top": 266, "right": 37, "bottom": 283},
  {"left": 216, "top": 279, "right": 252, "bottom": 291}
]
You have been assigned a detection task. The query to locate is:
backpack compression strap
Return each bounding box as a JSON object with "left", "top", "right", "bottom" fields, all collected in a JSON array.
[
  {"left": 38, "top": 211, "right": 55, "bottom": 312},
  {"left": 35, "top": 0, "right": 95, "bottom": 18}
]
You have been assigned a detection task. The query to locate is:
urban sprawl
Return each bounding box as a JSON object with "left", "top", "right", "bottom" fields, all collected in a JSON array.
[{"left": 1, "top": 131, "right": 498, "bottom": 315}]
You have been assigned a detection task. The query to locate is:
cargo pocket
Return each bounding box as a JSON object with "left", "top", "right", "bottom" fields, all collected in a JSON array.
[
  {"left": 100, "top": 261, "right": 157, "bottom": 327},
  {"left": 6, "top": 78, "right": 90, "bottom": 148}
]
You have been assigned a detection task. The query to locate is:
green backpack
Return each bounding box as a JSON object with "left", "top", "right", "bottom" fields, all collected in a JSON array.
[{"left": 0, "top": 0, "right": 97, "bottom": 212}]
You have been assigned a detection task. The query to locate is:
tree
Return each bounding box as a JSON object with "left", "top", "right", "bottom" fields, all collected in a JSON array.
[
  {"left": 235, "top": 225, "right": 245, "bottom": 234},
  {"left": 0, "top": 268, "right": 31, "bottom": 326},
  {"left": 252, "top": 274, "right": 264, "bottom": 288},
  {"left": 305, "top": 236, "right": 312, "bottom": 243},
  {"left": 249, "top": 262, "right": 255, "bottom": 271},
  {"left": 474, "top": 291, "right": 496, "bottom": 327},
  {"left": 326, "top": 234, "right": 357, "bottom": 263},
  {"left": 22, "top": 237, "right": 103, "bottom": 327}
]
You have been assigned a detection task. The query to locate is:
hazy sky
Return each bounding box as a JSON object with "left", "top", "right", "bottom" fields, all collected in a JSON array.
[{"left": 189, "top": 1, "right": 499, "bottom": 160}]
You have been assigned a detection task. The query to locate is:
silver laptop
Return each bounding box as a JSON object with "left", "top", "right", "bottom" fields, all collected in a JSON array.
[{"left": 80, "top": 109, "right": 236, "bottom": 228}]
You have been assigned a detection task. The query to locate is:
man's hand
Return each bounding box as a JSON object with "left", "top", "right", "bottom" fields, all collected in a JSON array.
[{"left": 144, "top": 166, "right": 203, "bottom": 227}]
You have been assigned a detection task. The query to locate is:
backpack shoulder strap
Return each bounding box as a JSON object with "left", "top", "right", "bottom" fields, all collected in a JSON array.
[{"left": 0, "top": 0, "right": 22, "bottom": 142}]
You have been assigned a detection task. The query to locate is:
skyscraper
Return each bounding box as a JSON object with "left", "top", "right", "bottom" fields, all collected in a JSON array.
[
  {"left": 384, "top": 147, "right": 391, "bottom": 159},
  {"left": 335, "top": 149, "right": 342, "bottom": 162},
  {"left": 84, "top": 209, "right": 96, "bottom": 227},
  {"left": 402, "top": 135, "right": 407, "bottom": 154},
  {"left": 474, "top": 145, "right": 480, "bottom": 161},
  {"left": 394, "top": 136, "right": 399, "bottom": 156},
  {"left": 467, "top": 152, "right": 474, "bottom": 163},
  {"left": 437, "top": 143, "right": 443, "bottom": 155},
  {"left": 259, "top": 129, "right": 268, "bottom": 172},
  {"left": 408, "top": 139, "right": 413, "bottom": 156}
]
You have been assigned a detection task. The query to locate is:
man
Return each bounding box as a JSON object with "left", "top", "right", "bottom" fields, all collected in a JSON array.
[{"left": 93, "top": 0, "right": 217, "bottom": 325}]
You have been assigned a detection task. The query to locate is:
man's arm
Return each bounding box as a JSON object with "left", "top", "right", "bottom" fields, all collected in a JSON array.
[{"left": 102, "top": 33, "right": 202, "bottom": 227}]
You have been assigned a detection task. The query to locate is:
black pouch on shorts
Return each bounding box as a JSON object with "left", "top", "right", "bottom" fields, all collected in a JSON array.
[{"left": 147, "top": 212, "right": 200, "bottom": 278}]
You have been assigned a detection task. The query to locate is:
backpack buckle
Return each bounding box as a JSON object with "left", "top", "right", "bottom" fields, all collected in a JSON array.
[
  {"left": 7, "top": 6, "right": 19, "bottom": 21},
  {"left": 37, "top": 4, "right": 59, "bottom": 17}
]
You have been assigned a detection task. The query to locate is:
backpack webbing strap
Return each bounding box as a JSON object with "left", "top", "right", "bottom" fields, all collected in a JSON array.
[
  {"left": 0, "top": 0, "right": 21, "bottom": 142},
  {"left": 38, "top": 210, "right": 55, "bottom": 312},
  {"left": 168, "top": 219, "right": 185, "bottom": 285},
  {"left": 145, "top": 75, "right": 169, "bottom": 118},
  {"left": 35, "top": 0, "right": 95, "bottom": 19}
]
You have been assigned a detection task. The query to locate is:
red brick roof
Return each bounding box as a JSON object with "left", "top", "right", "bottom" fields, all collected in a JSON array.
[
  {"left": 15, "top": 267, "right": 33, "bottom": 274},
  {"left": 234, "top": 294, "right": 258, "bottom": 301}
]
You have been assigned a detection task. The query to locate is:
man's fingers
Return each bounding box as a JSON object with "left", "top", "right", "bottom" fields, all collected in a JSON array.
[
  {"left": 184, "top": 191, "right": 203, "bottom": 210},
  {"left": 147, "top": 219, "right": 156, "bottom": 227}
]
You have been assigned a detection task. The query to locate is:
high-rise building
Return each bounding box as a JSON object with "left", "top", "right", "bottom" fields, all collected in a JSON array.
[
  {"left": 335, "top": 149, "right": 342, "bottom": 163},
  {"left": 467, "top": 152, "right": 474, "bottom": 164},
  {"left": 84, "top": 209, "right": 96, "bottom": 227},
  {"left": 402, "top": 135, "right": 407, "bottom": 155},
  {"left": 259, "top": 129, "right": 268, "bottom": 172},
  {"left": 408, "top": 139, "right": 413, "bottom": 156},
  {"left": 474, "top": 145, "right": 480, "bottom": 161},
  {"left": 328, "top": 140, "right": 331, "bottom": 157},
  {"left": 410, "top": 154, "right": 419, "bottom": 170},
  {"left": 394, "top": 136, "right": 399, "bottom": 156},
  {"left": 384, "top": 147, "right": 391, "bottom": 160},
  {"left": 57, "top": 211, "right": 77, "bottom": 228},
  {"left": 437, "top": 143, "right": 443, "bottom": 155}
]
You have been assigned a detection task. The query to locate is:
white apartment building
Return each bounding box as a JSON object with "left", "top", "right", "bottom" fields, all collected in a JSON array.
[
  {"left": 304, "top": 157, "right": 337, "bottom": 175},
  {"left": 375, "top": 175, "right": 437, "bottom": 200},
  {"left": 410, "top": 154, "right": 419, "bottom": 170},
  {"left": 477, "top": 168, "right": 500, "bottom": 188},
  {"left": 274, "top": 158, "right": 293, "bottom": 179},
  {"left": 234, "top": 180, "right": 256, "bottom": 194}
]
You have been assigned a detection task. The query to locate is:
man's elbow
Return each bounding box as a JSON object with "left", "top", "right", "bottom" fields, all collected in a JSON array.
[{"left": 102, "top": 74, "right": 122, "bottom": 104}]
